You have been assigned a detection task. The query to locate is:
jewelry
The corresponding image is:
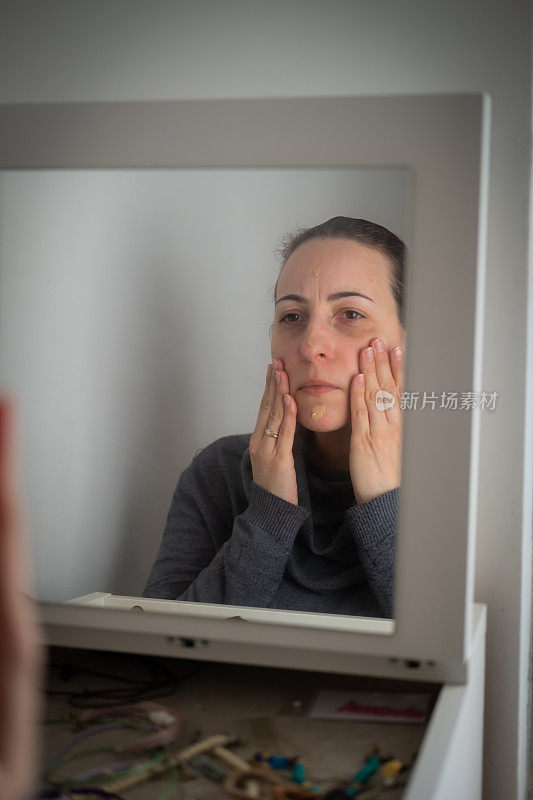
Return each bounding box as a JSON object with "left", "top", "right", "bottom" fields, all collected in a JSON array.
[{"left": 265, "top": 427, "right": 279, "bottom": 438}]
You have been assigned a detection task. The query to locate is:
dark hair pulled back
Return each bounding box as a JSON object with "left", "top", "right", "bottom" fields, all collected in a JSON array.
[{"left": 275, "top": 216, "right": 406, "bottom": 326}]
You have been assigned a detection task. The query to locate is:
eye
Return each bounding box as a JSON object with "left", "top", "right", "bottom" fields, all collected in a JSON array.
[
  {"left": 279, "top": 312, "right": 303, "bottom": 324},
  {"left": 341, "top": 309, "right": 365, "bottom": 322}
]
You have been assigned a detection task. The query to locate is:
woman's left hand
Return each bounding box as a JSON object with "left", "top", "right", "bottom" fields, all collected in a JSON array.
[{"left": 349, "top": 338, "right": 404, "bottom": 505}]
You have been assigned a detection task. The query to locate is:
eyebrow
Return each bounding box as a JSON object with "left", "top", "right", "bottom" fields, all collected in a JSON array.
[{"left": 274, "top": 290, "right": 375, "bottom": 305}]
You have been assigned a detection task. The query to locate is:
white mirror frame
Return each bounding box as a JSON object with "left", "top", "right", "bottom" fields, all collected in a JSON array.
[{"left": 0, "top": 95, "right": 490, "bottom": 681}]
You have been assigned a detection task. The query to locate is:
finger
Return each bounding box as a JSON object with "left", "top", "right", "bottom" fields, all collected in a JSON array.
[
  {"left": 266, "top": 365, "right": 286, "bottom": 438},
  {"left": 390, "top": 345, "right": 405, "bottom": 397},
  {"left": 373, "top": 338, "right": 399, "bottom": 396},
  {"left": 276, "top": 392, "right": 297, "bottom": 457},
  {"left": 253, "top": 364, "right": 276, "bottom": 438},
  {"left": 386, "top": 344, "right": 405, "bottom": 426},
  {"left": 350, "top": 372, "right": 369, "bottom": 436},
  {"left": 360, "top": 345, "right": 387, "bottom": 429},
  {"left": 268, "top": 362, "right": 293, "bottom": 434},
  {"left": 269, "top": 366, "right": 292, "bottom": 448},
  {"left": 372, "top": 338, "right": 403, "bottom": 424},
  {"left": 274, "top": 358, "right": 299, "bottom": 404}
]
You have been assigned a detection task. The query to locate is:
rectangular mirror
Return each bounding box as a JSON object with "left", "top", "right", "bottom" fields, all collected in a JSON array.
[
  {"left": 0, "top": 95, "right": 489, "bottom": 675},
  {"left": 0, "top": 166, "right": 411, "bottom": 610}
]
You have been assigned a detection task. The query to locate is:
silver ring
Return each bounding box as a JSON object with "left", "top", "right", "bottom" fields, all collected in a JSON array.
[{"left": 265, "top": 427, "right": 279, "bottom": 439}]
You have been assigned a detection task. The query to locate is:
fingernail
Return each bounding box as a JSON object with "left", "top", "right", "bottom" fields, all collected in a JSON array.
[
  {"left": 356, "top": 373, "right": 365, "bottom": 386},
  {"left": 374, "top": 338, "right": 384, "bottom": 353},
  {"left": 275, "top": 370, "right": 280, "bottom": 384},
  {"left": 365, "top": 347, "right": 374, "bottom": 361},
  {"left": 283, "top": 394, "right": 291, "bottom": 406},
  {"left": 392, "top": 346, "right": 403, "bottom": 360}
]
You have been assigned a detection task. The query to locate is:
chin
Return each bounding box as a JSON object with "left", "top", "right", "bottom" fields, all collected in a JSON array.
[{"left": 296, "top": 407, "right": 349, "bottom": 434}]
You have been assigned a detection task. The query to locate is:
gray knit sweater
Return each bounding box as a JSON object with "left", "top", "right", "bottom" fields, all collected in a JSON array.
[{"left": 142, "top": 425, "right": 398, "bottom": 618}]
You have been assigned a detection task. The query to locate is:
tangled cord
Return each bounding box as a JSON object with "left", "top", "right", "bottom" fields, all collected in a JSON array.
[
  {"left": 46, "top": 650, "right": 198, "bottom": 708},
  {"left": 39, "top": 701, "right": 182, "bottom": 800}
]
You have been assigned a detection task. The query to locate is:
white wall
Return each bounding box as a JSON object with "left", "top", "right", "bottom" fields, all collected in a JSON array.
[{"left": 0, "top": 2, "right": 530, "bottom": 798}]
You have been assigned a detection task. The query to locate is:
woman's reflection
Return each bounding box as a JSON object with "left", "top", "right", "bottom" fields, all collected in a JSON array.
[{"left": 143, "top": 217, "right": 406, "bottom": 617}]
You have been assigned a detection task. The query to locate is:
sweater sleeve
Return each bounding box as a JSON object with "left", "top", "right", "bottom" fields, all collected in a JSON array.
[
  {"left": 142, "top": 452, "right": 311, "bottom": 608},
  {"left": 344, "top": 488, "right": 399, "bottom": 618}
]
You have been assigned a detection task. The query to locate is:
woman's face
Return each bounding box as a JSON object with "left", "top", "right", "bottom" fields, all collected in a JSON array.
[{"left": 271, "top": 237, "right": 406, "bottom": 433}]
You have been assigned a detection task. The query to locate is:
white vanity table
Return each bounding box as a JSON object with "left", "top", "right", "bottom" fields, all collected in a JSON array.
[
  {"left": 0, "top": 94, "right": 490, "bottom": 798},
  {"left": 40, "top": 596, "right": 487, "bottom": 799}
]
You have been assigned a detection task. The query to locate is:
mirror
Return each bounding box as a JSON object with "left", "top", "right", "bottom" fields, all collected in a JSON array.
[
  {"left": 0, "top": 166, "right": 411, "bottom": 617},
  {"left": 0, "top": 95, "right": 488, "bottom": 667}
]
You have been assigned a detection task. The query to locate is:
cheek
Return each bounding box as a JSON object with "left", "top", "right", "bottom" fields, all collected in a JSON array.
[
  {"left": 271, "top": 328, "right": 295, "bottom": 363},
  {"left": 270, "top": 325, "right": 283, "bottom": 355},
  {"left": 347, "top": 344, "right": 368, "bottom": 376},
  {"left": 337, "top": 323, "right": 374, "bottom": 364}
]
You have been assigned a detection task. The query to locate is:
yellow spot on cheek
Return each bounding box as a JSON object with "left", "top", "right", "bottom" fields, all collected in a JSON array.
[
  {"left": 312, "top": 267, "right": 320, "bottom": 277},
  {"left": 311, "top": 404, "right": 326, "bottom": 420}
]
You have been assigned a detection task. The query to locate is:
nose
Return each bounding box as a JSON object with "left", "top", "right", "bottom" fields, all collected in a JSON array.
[{"left": 299, "top": 319, "right": 332, "bottom": 362}]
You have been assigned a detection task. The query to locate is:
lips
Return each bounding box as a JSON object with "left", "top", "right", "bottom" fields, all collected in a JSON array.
[
  {"left": 300, "top": 380, "right": 338, "bottom": 389},
  {"left": 299, "top": 380, "right": 340, "bottom": 395}
]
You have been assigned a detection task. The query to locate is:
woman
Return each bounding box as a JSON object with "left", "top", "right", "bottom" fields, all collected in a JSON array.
[{"left": 143, "top": 217, "right": 406, "bottom": 618}]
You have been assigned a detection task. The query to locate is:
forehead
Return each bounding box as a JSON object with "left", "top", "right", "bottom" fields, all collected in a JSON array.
[{"left": 276, "top": 237, "right": 392, "bottom": 299}]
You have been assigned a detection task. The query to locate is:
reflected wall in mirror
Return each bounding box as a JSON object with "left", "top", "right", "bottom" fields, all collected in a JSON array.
[{"left": 0, "top": 167, "right": 411, "bottom": 617}]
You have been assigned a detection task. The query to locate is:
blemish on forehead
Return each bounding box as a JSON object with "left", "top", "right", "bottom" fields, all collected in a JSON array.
[
  {"left": 311, "top": 404, "right": 326, "bottom": 420},
  {"left": 312, "top": 267, "right": 320, "bottom": 277}
]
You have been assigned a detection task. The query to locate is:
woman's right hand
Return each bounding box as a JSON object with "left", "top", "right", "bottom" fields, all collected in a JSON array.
[{"left": 249, "top": 360, "right": 299, "bottom": 506}]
